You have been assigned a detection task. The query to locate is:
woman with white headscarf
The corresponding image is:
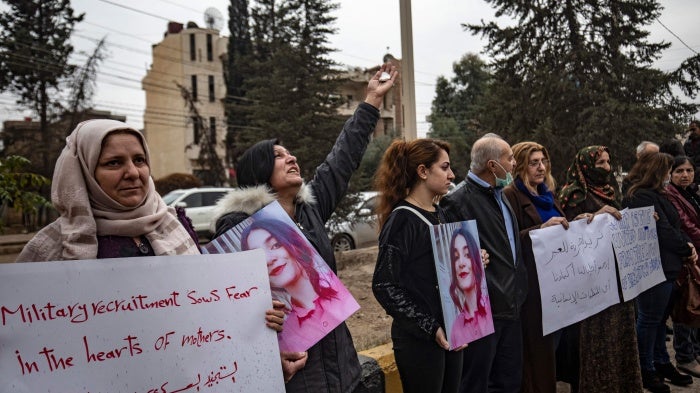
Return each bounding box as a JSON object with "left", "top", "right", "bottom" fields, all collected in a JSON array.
[{"left": 17, "top": 119, "right": 201, "bottom": 261}]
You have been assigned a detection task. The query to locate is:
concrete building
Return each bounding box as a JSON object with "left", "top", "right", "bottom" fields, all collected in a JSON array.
[
  {"left": 142, "top": 21, "right": 228, "bottom": 181},
  {"left": 1, "top": 109, "right": 126, "bottom": 177},
  {"left": 337, "top": 54, "right": 404, "bottom": 139},
  {"left": 142, "top": 21, "right": 403, "bottom": 183}
]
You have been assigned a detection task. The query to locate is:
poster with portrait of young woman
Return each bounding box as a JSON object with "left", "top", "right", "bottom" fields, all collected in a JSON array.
[
  {"left": 202, "top": 201, "right": 360, "bottom": 352},
  {"left": 431, "top": 220, "right": 494, "bottom": 349}
]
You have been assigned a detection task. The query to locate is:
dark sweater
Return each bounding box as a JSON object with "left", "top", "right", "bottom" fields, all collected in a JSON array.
[
  {"left": 96, "top": 207, "right": 199, "bottom": 258},
  {"left": 373, "top": 200, "right": 446, "bottom": 341},
  {"left": 623, "top": 188, "right": 692, "bottom": 281}
]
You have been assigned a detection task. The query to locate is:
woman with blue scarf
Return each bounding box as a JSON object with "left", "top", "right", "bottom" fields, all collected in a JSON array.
[{"left": 503, "top": 142, "right": 569, "bottom": 393}]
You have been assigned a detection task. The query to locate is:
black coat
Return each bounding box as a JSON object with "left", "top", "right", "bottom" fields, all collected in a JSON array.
[
  {"left": 622, "top": 188, "right": 692, "bottom": 281},
  {"left": 440, "top": 177, "right": 528, "bottom": 320},
  {"left": 213, "top": 102, "right": 379, "bottom": 393}
]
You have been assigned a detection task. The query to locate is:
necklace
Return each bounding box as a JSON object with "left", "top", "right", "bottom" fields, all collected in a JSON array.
[
  {"left": 406, "top": 196, "right": 441, "bottom": 224},
  {"left": 407, "top": 196, "right": 435, "bottom": 212}
]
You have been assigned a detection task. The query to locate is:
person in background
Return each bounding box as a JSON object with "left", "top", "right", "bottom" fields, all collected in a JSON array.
[
  {"left": 441, "top": 133, "right": 526, "bottom": 393},
  {"left": 621, "top": 141, "right": 660, "bottom": 194},
  {"left": 372, "top": 138, "right": 464, "bottom": 393},
  {"left": 664, "top": 155, "right": 700, "bottom": 378},
  {"left": 623, "top": 151, "right": 697, "bottom": 392},
  {"left": 502, "top": 141, "right": 569, "bottom": 393},
  {"left": 659, "top": 139, "right": 685, "bottom": 158},
  {"left": 684, "top": 120, "right": 700, "bottom": 184},
  {"left": 556, "top": 145, "right": 642, "bottom": 393},
  {"left": 637, "top": 141, "right": 660, "bottom": 159},
  {"left": 212, "top": 64, "right": 398, "bottom": 392}
]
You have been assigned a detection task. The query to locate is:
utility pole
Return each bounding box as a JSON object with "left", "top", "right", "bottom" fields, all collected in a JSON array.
[{"left": 399, "top": 0, "right": 417, "bottom": 140}]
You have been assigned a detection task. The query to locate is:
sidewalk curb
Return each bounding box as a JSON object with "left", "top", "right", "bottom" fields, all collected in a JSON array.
[
  {"left": 0, "top": 232, "right": 35, "bottom": 255},
  {"left": 0, "top": 244, "right": 24, "bottom": 255},
  {"left": 359, "top": 343, "right": 402, "bottom": 393}
]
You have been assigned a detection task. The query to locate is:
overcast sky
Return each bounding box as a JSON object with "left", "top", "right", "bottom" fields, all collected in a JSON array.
[{"left": 0, "top": 0, "right": 698, "bottom": 137}]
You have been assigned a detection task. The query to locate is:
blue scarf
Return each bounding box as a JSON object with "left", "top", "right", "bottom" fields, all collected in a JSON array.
[{"left": 515, "top": 179, "right": 561, "bottom": 222}]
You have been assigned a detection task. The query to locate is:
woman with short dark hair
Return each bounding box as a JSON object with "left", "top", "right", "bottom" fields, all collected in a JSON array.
[{"left": 212, "top": 64, "right": 398, "bottom": 392}]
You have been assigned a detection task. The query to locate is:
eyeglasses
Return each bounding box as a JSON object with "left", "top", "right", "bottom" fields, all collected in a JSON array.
[{"left": 528, "top": 159, "right": 550, "bottom": 168}]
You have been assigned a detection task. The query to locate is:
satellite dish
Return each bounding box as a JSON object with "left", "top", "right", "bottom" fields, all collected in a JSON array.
[{"left": 204, "top": 7, "right": 224, "bottom": 31}]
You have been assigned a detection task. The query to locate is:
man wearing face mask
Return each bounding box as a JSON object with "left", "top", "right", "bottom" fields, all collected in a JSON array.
[{"left": 441, "top": 133, "right": 527, "bottom": 393}]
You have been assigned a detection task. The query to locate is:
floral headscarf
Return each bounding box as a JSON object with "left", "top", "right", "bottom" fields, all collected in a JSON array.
[{"left": 558, "top": 146, "right": 621, "bottom": 210}]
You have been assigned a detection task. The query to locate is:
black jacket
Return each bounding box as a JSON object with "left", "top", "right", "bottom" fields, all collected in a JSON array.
[
  {"left": 623, "top": 188, "right": 692, "bottom": 281},
  {"left": 372, "top": 201, "right": 447, "bottom": 341},
  {"left": 440, "top": 177, "right": 528, "bottom": 320},
  {"left": 212, "top": 102, "right": 379, "bottom": 393}
]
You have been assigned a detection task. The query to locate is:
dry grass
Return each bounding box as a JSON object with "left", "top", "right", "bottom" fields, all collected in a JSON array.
[{"left": 336, "top": 247, "right": 393, "bottom": 351}]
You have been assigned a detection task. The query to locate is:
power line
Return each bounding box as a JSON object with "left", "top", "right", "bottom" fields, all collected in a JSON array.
[
  {"left": 95, "top": 0, "right": 172, "bottom": 22},
  {"left": 154, "top": 0, "right": 203, "bottom": 14},
  {"left": 655, "top": 18, "right": 699, "bottom": 55}
]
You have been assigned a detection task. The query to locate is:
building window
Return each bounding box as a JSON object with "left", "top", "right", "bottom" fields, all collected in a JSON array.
[
  {"left": 191, "top": 75, "right": 198, "bottom": 101},
  {"left": 208, "top": 75, "right": 215, "bottom": 102},
  {"left": 209, "top": 117, "right": 216, "bottom": 142},
  {"left": 189, "top": 34, "right": 196, "bottom": 61},
  {"left": 206, "top": 34, "right": 213, "bottom": 62},
  {"left": 192, "top": 116, "right": 201, "bottom": 142}
]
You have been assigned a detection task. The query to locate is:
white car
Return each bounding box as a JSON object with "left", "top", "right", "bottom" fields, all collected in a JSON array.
[
  {"left": 326, "top": 191, "right": 379, "bottom": 252},
  {"left": 162, "top": 187, "right": 232, "bottom": 238}
]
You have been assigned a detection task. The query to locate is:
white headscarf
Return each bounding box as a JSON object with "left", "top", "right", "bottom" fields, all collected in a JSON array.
[{"left": 17, "top": 119, "right": 200, "bottom": 262}]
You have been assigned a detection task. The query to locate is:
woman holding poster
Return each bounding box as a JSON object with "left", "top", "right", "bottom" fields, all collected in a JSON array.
[
  {"left": 624, "top": 151, "right": 697, "bottom": 392},
  {"left": 212, "top": 64, "right": 398, "bottom": 392},
  {"left": 15, "top": 119, "right": 288, "bottom": 376},
  {"left": 503, "top": 141, "right": 569, "bottom": 393},
  {"left": 557, "top": 145, "right": 642, "bottom": 393},
  {"left": 372, "top": 138, "right": 463, "bottom": 393},
  {"left": 448, "top": 225, "right": 492, "bottom": 346}
]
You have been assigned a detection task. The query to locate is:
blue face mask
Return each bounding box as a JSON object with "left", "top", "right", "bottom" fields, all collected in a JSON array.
[{"left": 491, "top": 160, "right": 513, "bottom": 188}]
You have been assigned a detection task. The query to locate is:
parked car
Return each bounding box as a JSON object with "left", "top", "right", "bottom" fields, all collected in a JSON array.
[
  {"left": 326, "top": 191, "right": 379, "bottom": 252},
  {"left": 162, "top": 187, "right": 232, "bottom": 239}
]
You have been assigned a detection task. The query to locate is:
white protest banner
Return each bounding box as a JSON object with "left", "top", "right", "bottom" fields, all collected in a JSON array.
[
  {"left": 530, "top": 214, "right": 620, "bottom": 335},
  {"left": 0, "top": 251, "right": 285, "bottom": 393},
  {"left": 608, "top": 207, "right": 665, "bottom": 301}
]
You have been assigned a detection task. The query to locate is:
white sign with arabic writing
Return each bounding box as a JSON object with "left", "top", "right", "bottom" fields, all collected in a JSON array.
[
  {"left": 530, "top": 214, "right": 620, "bottom": 335},
  {"left": 0, "top": 251, "right": 285, "bottom": 393},
  {"left": 608, "top": 206, "right": 665, "bottom": 301}
]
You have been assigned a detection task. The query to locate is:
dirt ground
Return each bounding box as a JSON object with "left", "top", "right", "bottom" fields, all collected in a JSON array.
[{"left": 335, "top": 246, "right": 393, "bottom": 351}]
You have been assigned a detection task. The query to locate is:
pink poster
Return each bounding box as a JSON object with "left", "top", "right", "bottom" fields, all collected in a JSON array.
[
  {"left": 202, "top": 201, "right": 360, "bottom": 352},
  {"left": 430, "top": 220, "right": 494, "bottom": 349}
]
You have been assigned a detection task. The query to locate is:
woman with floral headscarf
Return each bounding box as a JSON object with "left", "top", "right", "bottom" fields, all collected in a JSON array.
[{"left": 556, "top": 146, "right": 643, "bottom": 393}]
